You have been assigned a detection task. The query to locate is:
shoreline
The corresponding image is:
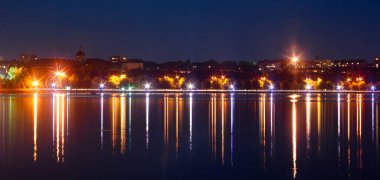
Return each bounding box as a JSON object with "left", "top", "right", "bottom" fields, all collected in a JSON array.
[{"left": 0, "top": 88, "right": 378, "bottom": 94}]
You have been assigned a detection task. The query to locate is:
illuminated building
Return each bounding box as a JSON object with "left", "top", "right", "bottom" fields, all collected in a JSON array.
[
  {"left": 122, "top": 60, "right": 144, "bottom": 71},
  {"left": 109, "top": 55, "right": 128, "bottom": 63}
]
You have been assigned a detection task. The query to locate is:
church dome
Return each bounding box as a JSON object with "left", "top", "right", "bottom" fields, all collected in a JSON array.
[
  {"left": 75, "top": 47, "right": 86, "bottom": 61},
  {"left": 76, "top": 48, "right": 85, "bottom": 57}
]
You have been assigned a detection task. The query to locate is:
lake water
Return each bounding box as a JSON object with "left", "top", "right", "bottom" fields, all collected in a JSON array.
[{"left": 0, "top": 92, "right": 379, "bottom": 179}]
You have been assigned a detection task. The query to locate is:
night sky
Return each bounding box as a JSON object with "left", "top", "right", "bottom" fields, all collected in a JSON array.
[{"left": 0, "top": 0, "right": 380, "bottom": 61}]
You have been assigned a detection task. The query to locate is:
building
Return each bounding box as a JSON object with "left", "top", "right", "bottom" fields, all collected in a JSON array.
[
  {"left": 122, "top": 61, "right": 144, "bottom": 71},
  {"left": 256, "top": 60, "right": 284, "bottom": 72},
  {"left": 75, "top": 47, "right": 86, "bottom": 61},
  {"left": 333, "top": 59, "right": 367, "bottom": 70},
  {"left": 18, "top": 53, "right": 38, "bottom": 62},
  {"left": 109, "top": 55, "right": 128, "bottom": 63},
  {"left": 375, "top": 57, "right": 380, "bottom": 69}
]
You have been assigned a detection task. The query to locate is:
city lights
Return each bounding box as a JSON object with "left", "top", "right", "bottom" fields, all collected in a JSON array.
[
  {"left": 99, "top": 83, "right": 105, "bottom": 89},
  {"left": 55, "top": 71, "right": 66, "bottom": 77},
  {"left": 269, "top": 84, "right": 275, "bottom": 90},
  {"left": 305, "top": 85, "right": 312, "bottom": 90},
  {"left": 187, "top": 83, "right": 194, "bottom": 90},
  {"left": 51, "top": 83, "right": 57, "bottom": 88},
  {"left": 32, "top": 81, "right": 39, "bottom": 88},
  {"left": 291, "top": 56, "right": 299, "bottom": 63},
  {"left": 229, "top": 84, "right": 235, "bottom": 91},
  {"left": 65, "top": 86, "right": 71, "bottom": 90},
  {"left": 144, "top": 83, "right": 151, "bottom": 90},
  {"left": 336, "top": 85, "right": 342, "bottom": 91},
  {"left": 371, "top": 86, "right": 376, "bottom": 91}
]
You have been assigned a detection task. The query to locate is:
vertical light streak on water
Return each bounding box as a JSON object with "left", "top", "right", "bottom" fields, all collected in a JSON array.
[
  {"left": 372, "top": 94, "right": 375, "bottom": 143},
  {"left": 337, "top": 93, "right": 341, "bottom": 171},
  {"left": 210, "top": 94, "right": 217, "bottom": 162},
  {"left": 61, "top": 95, "right": 65, "bottom": 163},
  {"left": 56, "top": 95, "right": 60, "bottom": 162},
  {"left": 164, "top": 95, "right": 169, "bottom": 158},
  {"left": 270, "top": 93, "right": 275, "bottom": 159},
  {"left": 377, "top": 99, "right": 379, "bottom": 163},
  {"left": 358, "top": 94, "right": 363, "bottom": 170},
  {"left": 189, "top": 93, "right": 193, "bottom": 151},
  {"left": 120, "top": 94, "right": 126, "bottom": 154},
  {"left": 221, "top": 94, "right": 225, "bottom": 166},
  {"left": 291, "top": 95, "right": 297, "bottom": 179},
  {"left": 176, "top": 94, "right": 179, "bottom": 158},
  {"left": 128, "top": 92, "right": 132, "bottom": 150},
  {"left": 317, "top": 94, "right": 321, "bottom": 154},
  {"left": 146, "top": 93, "right": 149, "bottom": 150},
  {"left": 100, "top": 93, "right": 104, "bottom": 150},
  {"left": 230, "top": 93, "right": 234, "bottom": 166},
  {"left": 52, "top": 94, "right": 56, "bottom": 157},
  {"left": 112, "top": 96, "right": 116, "bottom": 154},
  {"left": 347, "top": 94, "right": 351, "bottom": 169},
  {"left": 33, "top": 93, "right": 38, "bottom": 162},
  {"left": 66, "top": 93, "right": 69, "bottom": 142},
  {"left": 259, "top": 94, "right": 266, "bottom": 169},
  {"left": 306, "top": 93, "right": 311, "bottom": 157}
]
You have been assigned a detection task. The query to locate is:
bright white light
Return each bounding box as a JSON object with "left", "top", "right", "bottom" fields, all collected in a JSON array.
[
  {"left": 305, "top": 85, "right": 312, "bottom": 90},
  {"left": 187, "top": 83, "right": 194, "bottom": 90},
  {"left": 99, "top": 83, "right": 105, "bottom": 89},
  {"left": 269, "top": 84, "right": 275, "bottom": 90},
  {"left": 229, "top": 85, "right": 235, "bottom": 90},
  {"left": 128, "top": 87, "right": 133, "bottom": 91},
  {"left": 291, "top": 56, "right": 299, "bottom": 63},
  {"left": 144, "top": 83, "right": 151, "bottom": 89},
  {"left": 51, "top": 83, "right": 56, "bottom": 88},
  {"left": 121, "top": 87, "right": 125, "bottom": 91},
  {"left": 371, "top": 86, "right": 376, "bottom": 91},
  {"left": 336, "top": 85, "right": 342, "bottom": 90},
  {"left": 65, "top": 86, "right": 71, "bottom": 90}
]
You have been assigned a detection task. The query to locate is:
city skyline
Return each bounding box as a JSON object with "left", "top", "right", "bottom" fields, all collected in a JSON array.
[{"left": 1, "top": 0, "right": 380, "bottom": 61}]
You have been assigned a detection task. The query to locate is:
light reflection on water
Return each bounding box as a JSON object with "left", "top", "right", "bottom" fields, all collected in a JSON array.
[{"left": 0, "top": 93, "right": 379, "bottom": 179}]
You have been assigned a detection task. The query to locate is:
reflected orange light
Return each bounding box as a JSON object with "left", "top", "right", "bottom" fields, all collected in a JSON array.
[
  {"left": 33, "top": 93, "right": 38, "bottom": 162},
  {"left": 260, "top": 94, "right": 266, "bottom": 169},
  {"left": 221, "top": 94, "right": 225, "bottom": 166}
]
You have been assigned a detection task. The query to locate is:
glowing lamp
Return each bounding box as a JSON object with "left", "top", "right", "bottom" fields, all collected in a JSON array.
[
  {"left": 144, "top": 83, "right": 151, "bottom": 90},
  {"left": 187, "top": 83, "right": 194, "bottom": 90}
]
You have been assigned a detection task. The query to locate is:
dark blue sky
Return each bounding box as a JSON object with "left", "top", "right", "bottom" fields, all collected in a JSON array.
[{"left": 0, "top": 0, "right": 380, "bottom": 61}]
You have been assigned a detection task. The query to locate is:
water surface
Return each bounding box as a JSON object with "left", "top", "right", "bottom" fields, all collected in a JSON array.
[{"left": 0, "top": 93, "right": 379, "bottom": 179}]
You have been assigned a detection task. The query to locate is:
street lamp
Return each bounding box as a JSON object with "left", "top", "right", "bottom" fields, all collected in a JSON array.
[
  {"left": 51, "top": 83, "right": 57, "bottom": 89},
  {"left": 187, "top": 83, "right": 194, "bottom": 90},
  {"left": 371, "top": 86, "right": 376, "bottom": 92},
  {"left": 269, "top": 84, "right": 275, "bottom": 91},
  {"left": 32, "top": 81, "right": 39, "bottom": 88},
  {"left": 99, "top": 83, "right": 105, "bottom": 89},
  {"left": 229, "top": 84, "right": 235, "bottom": 91},
  {"left": 336, "top": 85, "right": 342, "bottom": 91},
  {"left": 144, "top": 83, "right": 151, "bottom": 90},
  {"left": 291, "top": 56, "right": 299, "bottom": 63},
  {"left": 305, "top": 85, "right": 312, "bottom": 91}
]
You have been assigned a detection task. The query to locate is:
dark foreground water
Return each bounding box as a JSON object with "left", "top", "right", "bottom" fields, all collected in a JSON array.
[{"left": 0, "top": 92, "right": 379, "bottom": 179}]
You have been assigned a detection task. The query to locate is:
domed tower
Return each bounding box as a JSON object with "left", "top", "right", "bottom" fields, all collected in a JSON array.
[{"left": 75, "top": 46, "right": 86, "bottom": 61}]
